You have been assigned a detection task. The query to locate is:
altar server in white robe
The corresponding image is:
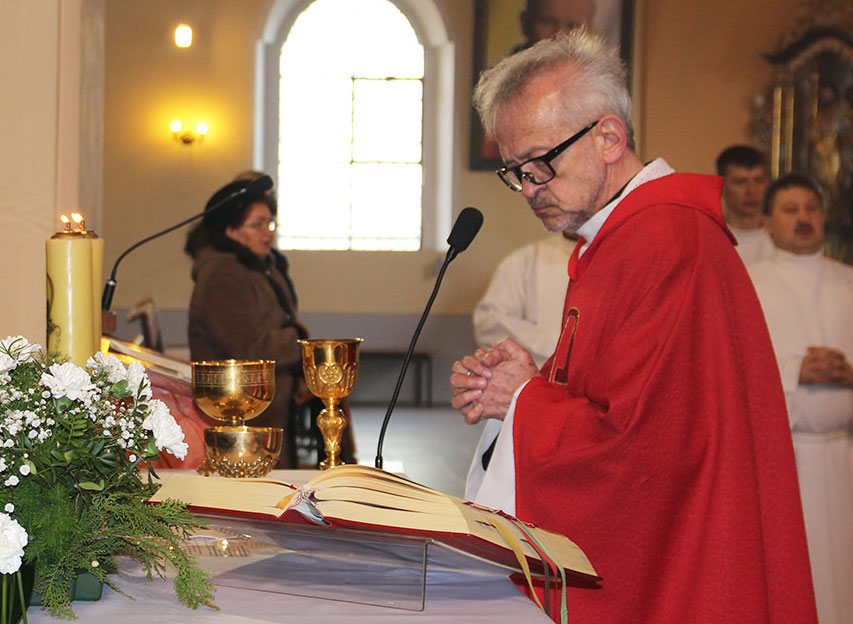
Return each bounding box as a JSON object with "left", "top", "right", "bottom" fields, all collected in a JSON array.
[
  {"left": 473, "top": 232, "right": 577, "bottom": 367},
  {"left": 716, "top": 145, "right": 774, "bottom": 264},
  {"left": 748, "top": 173, "right": 853, "bottom": 624}
]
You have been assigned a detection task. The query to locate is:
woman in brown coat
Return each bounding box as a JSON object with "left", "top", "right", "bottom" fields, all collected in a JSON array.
[{"left": 185, "top": 179, "right": 306, "bottom": 466}]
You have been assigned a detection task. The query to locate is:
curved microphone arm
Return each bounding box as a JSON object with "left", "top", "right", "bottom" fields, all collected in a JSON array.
[
  {"left": 101, "top": 211, "right": 207, "bottom": 311},
  {"left": 374, "top": 246, "right": 455, "bottom": 469},
  {"left": 101, "top": 175, "right": 273, "bottom": 311},
  {"left": 373, "top": 206, "right": 482, "bottom": 470}
]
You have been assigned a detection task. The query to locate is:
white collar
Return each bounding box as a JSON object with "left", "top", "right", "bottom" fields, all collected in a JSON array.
[
  {"left": 576, "top": 158, "right": 675, "bottom": 257},
  {"left": 772, "top": 246, "right": 825, "bottom": 265}
]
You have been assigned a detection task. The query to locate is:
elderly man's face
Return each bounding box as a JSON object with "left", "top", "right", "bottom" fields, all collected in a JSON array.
[
  {"left": 495, "top": 69, "right": 606, "bottom": 233},
  {"left": 522, "top": 0, "right": 595, "bottom": 44},
  {"left": 765, "top": 186, "right": 825, "bottom": 255}
]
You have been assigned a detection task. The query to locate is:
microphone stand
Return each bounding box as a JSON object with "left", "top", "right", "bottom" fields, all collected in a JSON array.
[
  {"left": 101, "top": 211, "right": 205, "bottom": 311},
  {"left": 374, "top": 245, "right": 459, "bottom": 470},
  {"left": 101, "top": 175, "right": 273, "bottom": 311}
]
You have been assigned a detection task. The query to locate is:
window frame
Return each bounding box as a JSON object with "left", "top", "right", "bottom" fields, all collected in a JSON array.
[{"left": 255, "top": 0, "right": 455, "bottom": 252}]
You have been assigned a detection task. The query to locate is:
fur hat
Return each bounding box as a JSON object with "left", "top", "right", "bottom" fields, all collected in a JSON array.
[{"left": 201, "top": 179, "right": 276, "bottom": 232}]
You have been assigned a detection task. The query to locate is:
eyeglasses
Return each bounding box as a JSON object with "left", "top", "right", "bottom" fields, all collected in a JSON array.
[
  {"left": 244, "top": 219, "right": 277, "bottom": 232},
  {"left": 496, "top": 120, "right": 599, "bottom": 192}
]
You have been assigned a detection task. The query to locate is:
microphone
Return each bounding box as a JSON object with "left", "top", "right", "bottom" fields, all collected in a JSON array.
[
  {"left": 375, "top": 207, "right": 484, "bottom": 469},
  {"left": 101, "top": 175, "right": 274, "bottom": 311}
]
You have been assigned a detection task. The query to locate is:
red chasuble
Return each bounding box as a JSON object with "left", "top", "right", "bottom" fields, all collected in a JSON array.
[{"left": 514, "top": 174, "right": 817, "bottom": 622}]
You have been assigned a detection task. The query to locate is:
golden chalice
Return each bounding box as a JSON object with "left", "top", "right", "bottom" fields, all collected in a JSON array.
[
  {"left": 298, "top": 339, "right": 362, "bottom": 470},
  {"left": 191, "top": 359, "right": 281, "bottom": 477}
]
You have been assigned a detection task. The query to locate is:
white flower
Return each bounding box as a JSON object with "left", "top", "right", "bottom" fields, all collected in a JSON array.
[
  {"left": 142, "top": 399, "right": 188, "bottom": 460},
  {"left": 18, "top": 464, "right": 30, "bottom": 476},
  {"left": 3, "top": 504, "right": 13, "bottom": 513},
  {"left": 0, "top": 512, "right": 28, "bottom": 574},
  {"left": 86, "top": 352, "right": 127, "bottom": 384},
  {"left": 126, "top": 362, "right": 152, "bottom": 400},
  {"left": 41, "top": 362, "right": 96, "bottom": 401},
  {"left": 3, "top": 475, "right": 18, "bottom": 487},
  {"left": 0, "top": 336, "right": 41, "bottom": 372}
]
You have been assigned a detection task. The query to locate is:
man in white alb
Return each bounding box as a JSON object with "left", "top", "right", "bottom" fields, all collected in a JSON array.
[
  {"left": 473, "top": 232, "right": 577, "bottom": 367},
  {"left": 748, "top": 172, "right": 853, "bottom": 624},
  {"left": 716, "top": 145, "right": 774, "bottom": 264}
]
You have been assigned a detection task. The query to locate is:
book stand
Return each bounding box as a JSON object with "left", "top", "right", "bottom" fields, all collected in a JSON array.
[{"left": 189, "top": 513, "right": 434, "bottom": 611}]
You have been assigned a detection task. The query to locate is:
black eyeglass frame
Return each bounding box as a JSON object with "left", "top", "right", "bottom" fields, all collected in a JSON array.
[{"left": 496, "top": 120, "right": 600, "bottom": 192}]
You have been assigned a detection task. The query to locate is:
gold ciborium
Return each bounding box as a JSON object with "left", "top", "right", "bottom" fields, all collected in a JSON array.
[
  {"left": 298, "top": 339, "right": 362, "bottom": 470},
  {"left": 192, "top": 359, "right": 281, "bottom": 477}
]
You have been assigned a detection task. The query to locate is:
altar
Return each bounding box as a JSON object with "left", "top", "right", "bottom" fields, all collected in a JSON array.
[
  {"left": 24, "top": 469, "right": 552, "bottom": 623},
  {"left": 24, "top": 558, "right": 551, "bottom": 623}
]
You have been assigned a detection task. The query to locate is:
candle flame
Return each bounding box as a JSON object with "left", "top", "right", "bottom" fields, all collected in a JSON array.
[
  {"left": 71, "top": 212, "right": 85, "bottom": 231},
  {"left": 60, "top": 215, "right": 70, "bottom": 224}
]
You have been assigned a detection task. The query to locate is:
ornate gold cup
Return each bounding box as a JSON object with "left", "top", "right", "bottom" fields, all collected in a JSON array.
[
  {"left": 202, "top": 426, "right": 283, "bottom": 478},
  {"left": 298, "top": 339, "right": 362, "bottom": 470},
  {"left": 191, "top": 359, "right": 281, "bottom": 477},
  {"left": 192, "top": 359, "right": 275, "bottom": 425}
]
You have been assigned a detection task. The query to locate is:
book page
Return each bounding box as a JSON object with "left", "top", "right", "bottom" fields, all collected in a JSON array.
[
  {"left": 106, "top": 337, "right": 192, "bottom": 381},
  {"left": 307, "top": 465, "right": 443, "bottom": 500},
  {"left": 314, "top": 499, "right": 470, "bottom": 534},
  {"left": 454, "top": 500, "right": 597, "bottom": 578},
  {"left": 311, "top": 487, "right": 461, "bottom": 517},
  {"left": 309, "top": 474, "right": 448, "bottom": 504},
  {"left": 149, "top": 473, "right": 295, "bottom": 518}
]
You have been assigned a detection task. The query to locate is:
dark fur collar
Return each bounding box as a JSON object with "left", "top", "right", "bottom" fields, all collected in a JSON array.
[{"left": 207, "top": 230, "right": 272, "bottom": 271}]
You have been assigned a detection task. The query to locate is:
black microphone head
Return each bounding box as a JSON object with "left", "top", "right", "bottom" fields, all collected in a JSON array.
[
  {"left": 247, "top": 174, "right": 274, "bottom": 194},
  {"left": 447, "top": 207, "right": 483, "bottom": 253}
]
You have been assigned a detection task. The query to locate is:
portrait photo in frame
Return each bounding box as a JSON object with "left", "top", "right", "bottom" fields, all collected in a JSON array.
[{"left": 470, "top": 0, "right": 636, "bottom": 170}]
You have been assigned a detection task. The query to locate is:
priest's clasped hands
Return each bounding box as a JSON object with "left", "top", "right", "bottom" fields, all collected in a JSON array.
[{"left": 450, "top": 338, "right": 540, "bottom": 424}]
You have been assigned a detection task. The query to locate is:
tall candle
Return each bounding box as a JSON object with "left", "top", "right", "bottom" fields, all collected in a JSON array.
[
  {"left": 86, "top": 232, "right": 104, "bottom": 353},
  {"left": 46, "top": 230, "right": 95, "bottom": 366}
]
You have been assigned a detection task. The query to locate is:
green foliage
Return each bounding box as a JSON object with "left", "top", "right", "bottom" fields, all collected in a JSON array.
[
  {"left": 25, "top": 492, "right": 217, "bottom": 618},
  {"left": 0, "top": 337, "right": 216, "bottom": 618}
]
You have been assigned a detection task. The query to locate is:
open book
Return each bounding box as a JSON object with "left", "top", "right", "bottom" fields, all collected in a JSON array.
[
  {"left": 103, "top": 337, "right": 192, "bottom": 382},
  {"left": 150, "top": 465, "right": 598, "bottom": 584}
]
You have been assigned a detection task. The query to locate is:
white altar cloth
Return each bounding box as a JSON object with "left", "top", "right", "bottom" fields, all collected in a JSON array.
[
  {"left": 25, "top": 557, "right": 550, "bottom": 623},
  {"left": 26, "top": 469, "right": 551, "bottom": 622}
]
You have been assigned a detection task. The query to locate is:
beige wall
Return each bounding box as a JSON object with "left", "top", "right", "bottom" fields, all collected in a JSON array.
[
  {"left": 0, "top": 2, "right": 62, "bottom": 340},
  {"left": 638, "top": 0, "right": 800, "bottom": 171},
  {"left": 1, "top": 0, "right": 803, "bottom": 338}
]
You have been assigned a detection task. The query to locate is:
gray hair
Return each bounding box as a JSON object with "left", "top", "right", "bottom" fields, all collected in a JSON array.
[{"left": 473, "top": 29, "right": 635, "bottom": 150}]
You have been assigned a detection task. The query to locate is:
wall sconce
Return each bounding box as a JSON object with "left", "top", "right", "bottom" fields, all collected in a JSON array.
[
  {"left": 170, "top": 119, "right": 208, "bottom": 145},
  {"left": 175, "top": 24, "right": 192, "bottom": 48}
]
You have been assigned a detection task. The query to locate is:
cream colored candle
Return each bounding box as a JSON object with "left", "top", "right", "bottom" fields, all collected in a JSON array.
[
  {"left": 87, "top": 233, "right": 103, "bottom": 353},
  {"left": 46, "top": 231, "right": 95, "bottom": 366}
]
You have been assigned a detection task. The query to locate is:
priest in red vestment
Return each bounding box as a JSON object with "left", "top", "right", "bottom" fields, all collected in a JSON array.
[{"left": 451, "top": 30, "right": 817, "bottom": 623}]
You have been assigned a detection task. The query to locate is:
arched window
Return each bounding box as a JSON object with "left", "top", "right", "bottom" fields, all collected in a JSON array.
[{"left": 257, "top": 0, "right": 454, "bottom": 251}]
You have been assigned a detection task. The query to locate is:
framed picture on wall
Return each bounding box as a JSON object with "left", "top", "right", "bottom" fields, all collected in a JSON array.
[{"left": 470, "top": 0, "right": 636, "bottom": 170}]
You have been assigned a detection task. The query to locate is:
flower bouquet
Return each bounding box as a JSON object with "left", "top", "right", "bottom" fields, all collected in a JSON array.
[{"left": 0, "top": 336, "right": 215, "bottom": 620}]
